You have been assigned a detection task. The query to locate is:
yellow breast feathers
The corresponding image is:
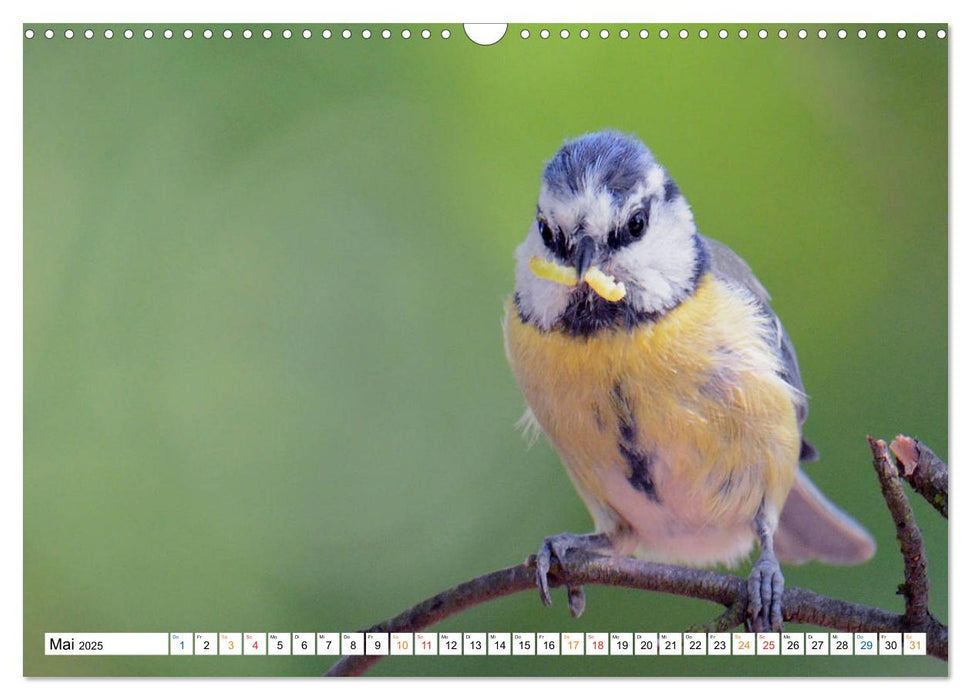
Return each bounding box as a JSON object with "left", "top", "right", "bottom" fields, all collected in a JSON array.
[{"left": 504, "top": 273, "right": 802, "bottom": 565}]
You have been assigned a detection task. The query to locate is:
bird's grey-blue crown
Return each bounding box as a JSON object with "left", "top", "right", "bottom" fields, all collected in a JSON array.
[{"left": 542, "top": 131, "right": 653, "bottom": 200}]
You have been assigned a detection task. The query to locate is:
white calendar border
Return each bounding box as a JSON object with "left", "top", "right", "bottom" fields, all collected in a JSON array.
[{"left": 9, "top": 1, "right": 960, "bottom": 699}]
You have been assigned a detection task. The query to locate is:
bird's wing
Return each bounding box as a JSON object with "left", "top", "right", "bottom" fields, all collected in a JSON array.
[
  {"left": 699, "top": 235, "right": 874, "bottom": 564},
  {"left": 700, "top": 235, "right": 814, "bottom": 457}
]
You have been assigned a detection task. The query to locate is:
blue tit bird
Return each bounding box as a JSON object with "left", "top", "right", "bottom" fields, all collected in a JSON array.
[{"left": 503, "top": 130, "right": 875, "bottom": 631}]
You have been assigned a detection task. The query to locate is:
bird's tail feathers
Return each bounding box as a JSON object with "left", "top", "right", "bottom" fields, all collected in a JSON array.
[{"left": 774, "top": 469, "right": 876, "bottom": 565}]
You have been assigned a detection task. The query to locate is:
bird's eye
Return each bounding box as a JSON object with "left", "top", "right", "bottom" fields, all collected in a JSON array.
[
  {"left": 627, "top": 210, "right": 647, "bottom": 239},
  {"left": 608, "top": 204, "right": 652, "bottom": 250},
  {"left": 538, "top": 218, "right": 554, "bottom": 247}
]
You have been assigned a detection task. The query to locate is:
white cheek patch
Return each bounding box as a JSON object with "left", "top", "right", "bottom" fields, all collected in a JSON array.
[
  {"left": 514, "top": 228, "right": 571, "bottom": 330},
  {"left": 611, "top": 198, "right": 698, "bottom": 315}
]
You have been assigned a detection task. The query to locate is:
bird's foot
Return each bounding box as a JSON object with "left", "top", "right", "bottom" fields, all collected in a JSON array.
[
  {"left": 746, "top": 553, "right": 785, "bottom": 632},
  {"left": 534, "top": 532, "right": 610, "bottom": 618}
]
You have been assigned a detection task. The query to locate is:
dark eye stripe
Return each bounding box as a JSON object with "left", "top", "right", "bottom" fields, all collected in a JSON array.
[
  {"left": 539, "top": 218, "right": 554, "bottom": 246},
  {"left": 607, "top": 198, "right": 652, "bottom": 250},
  {"left": 538, "top": 217, "right": 572, "bottom": 261}
]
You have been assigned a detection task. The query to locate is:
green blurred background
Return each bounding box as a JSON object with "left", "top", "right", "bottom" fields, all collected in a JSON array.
[{"left": 24, "top": 23, "right": 947, "bottom": 677}]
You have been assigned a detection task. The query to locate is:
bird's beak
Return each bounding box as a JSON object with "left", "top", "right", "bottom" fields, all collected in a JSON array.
[{"left": 574, "top": 235, "right": 596, "bottom": 280}]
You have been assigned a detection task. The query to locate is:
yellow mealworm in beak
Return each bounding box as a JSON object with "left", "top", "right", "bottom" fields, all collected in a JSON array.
[
  {"left": 529, "top": 256, "right": 579, "bottom": 286},
  {"left": 528, "top": 256, "right": 627, "bottom": 302},
  {"left": 583, "top": 268, "right": 627, "bottom": 302}
]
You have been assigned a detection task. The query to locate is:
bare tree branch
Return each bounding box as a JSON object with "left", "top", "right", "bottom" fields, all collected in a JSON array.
[
  {"left": 325, "top": 438, "right": 948, "bottom": 676},
  {"left": 868, "top": 437, "right": 936, "bottom": 632},
  {"left": 325, "top": 553, "right": 946, "bottom": 676},
  {"left": 890, "top": 435, "right": 948, "bottom": 518}
]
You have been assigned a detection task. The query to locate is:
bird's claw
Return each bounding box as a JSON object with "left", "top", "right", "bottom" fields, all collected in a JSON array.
[
  {"left": 535, "top": 533, "right": 573, "bottom": 609},
  {"left": 747, "top": 554, "right": 785, "bottom": 632},
  {"left": 534, "top": 532, "right": 608, "bottom": 618}
]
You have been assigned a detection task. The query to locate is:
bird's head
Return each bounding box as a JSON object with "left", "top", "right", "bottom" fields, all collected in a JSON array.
[{"left": 514, "top": 130, "right": 707, "bottom": 335}]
